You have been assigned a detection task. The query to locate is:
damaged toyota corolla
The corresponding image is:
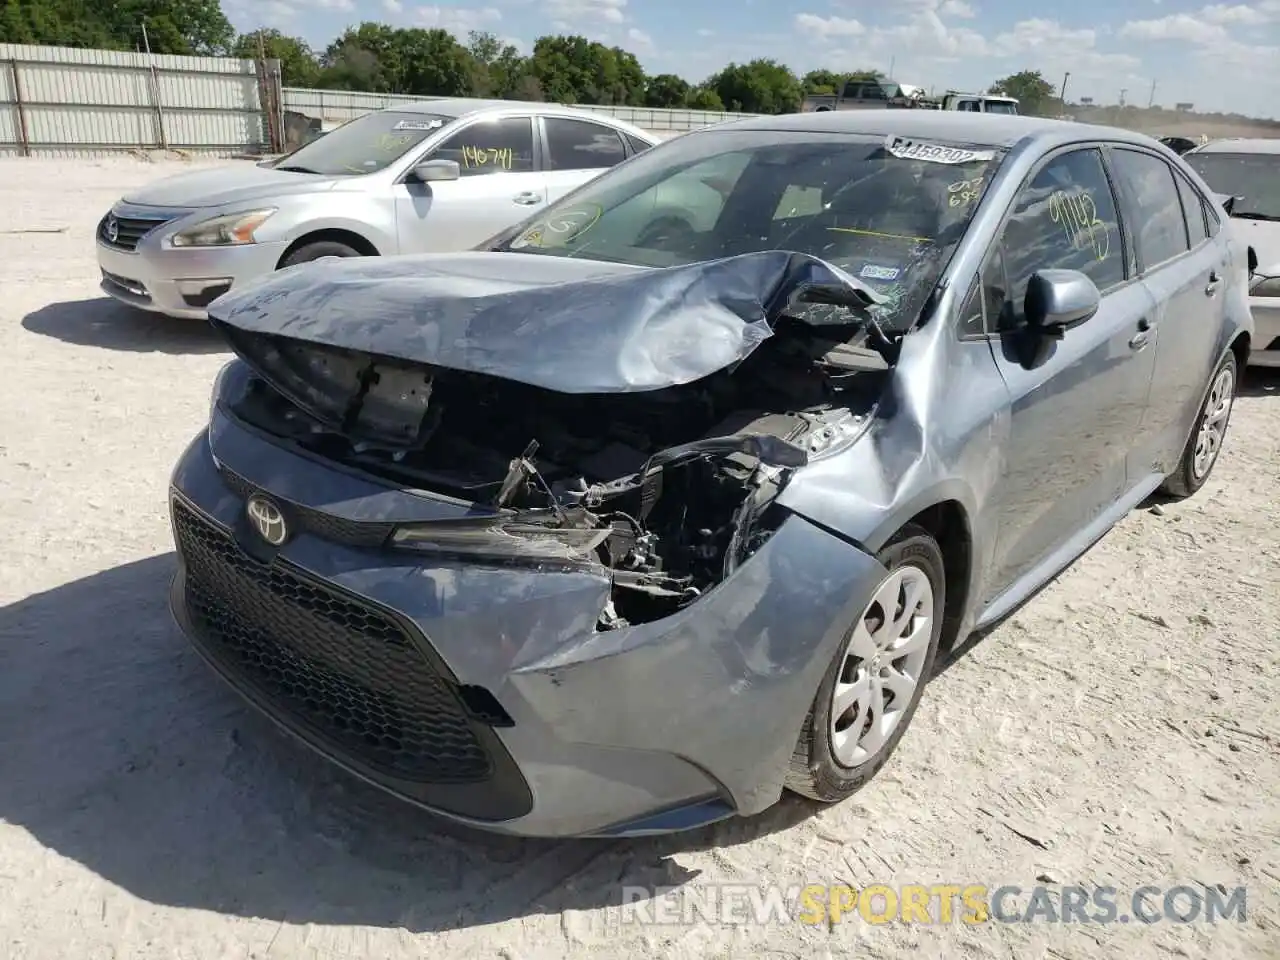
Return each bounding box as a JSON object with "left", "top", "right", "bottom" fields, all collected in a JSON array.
[{"left": 170, "top": 111, "right": 1250, "bottom": 837}]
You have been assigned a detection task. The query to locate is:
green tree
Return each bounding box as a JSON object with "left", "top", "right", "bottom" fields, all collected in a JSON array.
[
  {"left": 645, "top": 73, "right": 690, "bottom": 108},
  {"left": 466, "top": 30, "right": 529, "bottom": 98},
  {"left": 527, "top": 35, "right": 644, "bottom": 105},
  {"left": 233, "top": 29, "right": 319, "bottom": 87},
  {"left": 988, "top": 70, "right": 1056, "bottom": 116},
  {"left": 113, "top": 0, "right": 234, "bottom": 55},
  {"left": 801, "top": 69, "right": 884, "bottom": 96},
  {"left": 686, "top": 85, "right": 725, "bottom": 111},
  {"left": 1, "top": 0, "right": 232, "bottom": 53},
  {"left": 708, "top": 59, "right": 803, "bottom": 114}
]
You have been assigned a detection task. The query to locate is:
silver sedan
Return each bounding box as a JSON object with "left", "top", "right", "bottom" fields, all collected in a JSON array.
[{"left": 95, "top": 100, "right": 658, "bottom": 319}]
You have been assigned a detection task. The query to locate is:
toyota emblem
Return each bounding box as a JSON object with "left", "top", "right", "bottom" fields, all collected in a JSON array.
[
  {"left": 105, "top": 215, "right": 119, "bottom": 244},
  {"left": 246, "top": 494, "right": 288, "bottom": 546}
]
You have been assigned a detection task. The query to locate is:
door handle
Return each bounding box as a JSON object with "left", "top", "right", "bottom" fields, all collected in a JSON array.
[
  {"left": 512, "top": 192, "right": 542, "bottom": 205},
  {"left": 1129, "top": 317, "right": 1153, "bottom": 350},
  {"left": 1204, "top": 271, "right": 1220, "bottom": 296}
]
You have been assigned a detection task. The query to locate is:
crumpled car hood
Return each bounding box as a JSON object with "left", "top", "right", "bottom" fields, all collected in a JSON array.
[{"left": 207, "top": 249, "right": 883, "bottom": 394}]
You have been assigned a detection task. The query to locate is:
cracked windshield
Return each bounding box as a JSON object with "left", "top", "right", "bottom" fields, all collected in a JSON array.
[{"left": 497, "top": 131, "right": 1002, "bottom": 330}]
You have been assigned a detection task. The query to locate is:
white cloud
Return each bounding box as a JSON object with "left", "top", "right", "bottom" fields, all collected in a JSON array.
[
  {"left": 794, "top": 13, "right": 867, "bottom": 37},
  {"left": 627, "top": 27, "right": 654, "bottom": 51},
  {"left": 383, "top": 0, "right": 403, "bottom": 13},
  {"left": 1119, "top": 13, "right": 1229, "bottom": 41},
  {"left": 1200, "top": 3, "right": 1270, "bottom": 24},
  {"left": 939, "top": 0, "right": 977, "bottom": 18},
  {"left": 411, "top": 4, "right": 503, "bottom": 33},
  {"left": 542, "top": 0, "right": 627, "bottom": 24}
]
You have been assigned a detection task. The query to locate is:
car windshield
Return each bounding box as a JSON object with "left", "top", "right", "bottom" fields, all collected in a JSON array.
[
  {"left": 1183, "top": 151, "right": 1280, "bottom": 220},
  {"left": 269, "top": 110, "right": 455, "bottom": 176},
  {"left": 492, "top": 129, "right": 1005, "bottom": 331},
  {"left": 984, "top": 101, "right": 1018, "bottom": 115}
]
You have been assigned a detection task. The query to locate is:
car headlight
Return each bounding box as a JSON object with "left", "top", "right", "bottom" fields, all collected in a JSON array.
[
  {"left": 172, "top": 208, "right": 276, "bottom": 247},
  {"left": 391, "top": 512, "right": 611, "bottom": 564},
  {"left": 1249, "top": 274, "right": 1280, "bottom": 298}
]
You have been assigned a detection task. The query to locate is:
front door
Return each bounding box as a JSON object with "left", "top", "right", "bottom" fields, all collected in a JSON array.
[
  {"left": 1107, "top": 147, "right": 1225, "bottom": 478},
  {"left": 393, "top": 115, "right": 547, "bottom": 254},
  {"left": 979, "top": 146, "right": 1158, "bottom": 603}
]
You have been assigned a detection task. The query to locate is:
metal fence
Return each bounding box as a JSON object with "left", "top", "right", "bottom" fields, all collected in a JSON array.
[
  {"left": 281, "top": 87, "right": 759, "bottom": 137},
  {"left": 0, "top": 43, "right": 277, "bottom": 158}
]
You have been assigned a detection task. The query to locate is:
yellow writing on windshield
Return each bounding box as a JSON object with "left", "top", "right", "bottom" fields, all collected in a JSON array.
[
  {"left": 948, "top": 176, "right": 984, "bottom": 207},
  {"left": 462, "top": 145, "right": 515, "bottom": 170},
  {"left": 826, "top": 226, "right": 933, "bottom": 244},
  {"left": 1049, "top": 189, "right": 1111, "bottom": 262},
  {"left": 376, "top": 133, "right": 415, "bottom": 152}
]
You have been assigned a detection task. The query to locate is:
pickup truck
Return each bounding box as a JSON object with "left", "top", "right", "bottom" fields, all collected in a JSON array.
[{"left": 802, "top": 80, "right": 1019, "bottom": 115}]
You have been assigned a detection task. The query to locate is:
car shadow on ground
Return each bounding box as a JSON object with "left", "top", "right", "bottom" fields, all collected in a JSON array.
[
  {"left": 0, "top": 554, "right": 822, "bottom": 932},
  {"left": 1239, "top": 365, "right": 1280, "bottom": 398},
  {"left": 21, "top": 298, "right": 228, "bottom": 355}
]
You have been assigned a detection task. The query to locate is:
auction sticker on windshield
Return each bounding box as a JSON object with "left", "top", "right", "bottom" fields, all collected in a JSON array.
[
  {"left": 886, "top": 136, "right": 995, "bottom": 164},
  {"left": 394, "top": 119, "right": 445, "bottom": 131}
]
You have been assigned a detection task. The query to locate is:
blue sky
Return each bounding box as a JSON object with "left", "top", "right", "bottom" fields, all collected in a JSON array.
[{"left": 222, "top": 0, "right": 1280, "bottom": 118}]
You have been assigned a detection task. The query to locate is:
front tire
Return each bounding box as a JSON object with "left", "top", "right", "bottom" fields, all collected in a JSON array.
[
  {"left": 1160, "top": 351, "right": 1237, "bottom": 500},
  {"left": 280, "top": 240, "right": 363, "bottom": 269},
  {"left": 785, "top": 524, "right": 945, "bottom": 803}
]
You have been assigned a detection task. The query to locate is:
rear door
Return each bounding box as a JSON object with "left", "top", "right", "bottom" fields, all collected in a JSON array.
[
  {"left": 392, "top": 115, "right": 546, "bottom": 254},
  {"left": 978, "top": 145, "right": 1159, "bottom": 603},
  {"left": 1106, "top": 148, "right": 1224, "bottom": 477},
  {"left": 539, "top": 115, "right": 631, "bottom": 204}
]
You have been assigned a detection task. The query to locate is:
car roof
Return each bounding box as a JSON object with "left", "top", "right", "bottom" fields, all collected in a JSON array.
[
  {"left": 378, "top": 98, "right": 658, "bottom": 140},
  {"left": 1186, "top": 137, "right": 1280, "bottom": 156},
  {"left": 701, "top": 110, "right": 1159, "bottom": 151}
]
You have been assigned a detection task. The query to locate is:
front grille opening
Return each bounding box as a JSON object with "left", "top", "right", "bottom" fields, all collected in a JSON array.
[
  {"left": 173, "top": 498, "right": 493, "bottom": 784},
  {"left": 99, "top": 213, "right": 175, "bottom": 252}
]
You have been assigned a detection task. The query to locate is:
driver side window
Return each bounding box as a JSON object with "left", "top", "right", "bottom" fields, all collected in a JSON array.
[
  {"left": 988, "top": 147, "right": 1126, "bottom": 330},
  {"left": 428, "top": 117, "right": 535, "bottom": 176}
]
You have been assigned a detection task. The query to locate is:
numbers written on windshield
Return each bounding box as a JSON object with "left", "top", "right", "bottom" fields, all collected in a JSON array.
[{"left": 462, "top": 145, "right": 515, "bottom": 170}]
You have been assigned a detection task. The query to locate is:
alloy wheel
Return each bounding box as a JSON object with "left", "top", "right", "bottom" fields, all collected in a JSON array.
[
  {"left": 1193, "top": 365, "right": 1234, "bottom": 479},
  {"left": 829, "top": 564, "right": 934, "bottom": 768}
]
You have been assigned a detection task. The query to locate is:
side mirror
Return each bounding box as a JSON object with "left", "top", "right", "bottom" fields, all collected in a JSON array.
[
  {"left": 1024, "top": 269, "right": 1100, "bottom": 339},
  {"left": 410, "top": 159, "right": 460, "bottom": 183},
  {"left": 1247, "top": 246, "right": 1258, "bottom": 276}
]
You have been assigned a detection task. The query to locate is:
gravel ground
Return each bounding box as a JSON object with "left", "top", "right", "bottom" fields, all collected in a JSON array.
[{"left": 1, "top": 156, "right": 1278, "bottom": 960}]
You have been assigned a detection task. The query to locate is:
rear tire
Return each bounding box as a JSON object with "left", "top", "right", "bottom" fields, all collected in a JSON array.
[
  {"left": 280, "top": 240, "right": 363, "bottom": 269},
  {"left": 1159, "top": 351, "right": 1237, "bottom": 500},
  {"left": 785, "top": 524, "right": 945, "bottom": 803}
]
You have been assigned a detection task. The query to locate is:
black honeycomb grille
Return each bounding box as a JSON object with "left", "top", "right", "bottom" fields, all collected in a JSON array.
[
  {"left": 172, "top": 497, "right": 491, "bottom": 784},
  {"left": 218, "top": 465, "right": 394, "bottom": 548}
]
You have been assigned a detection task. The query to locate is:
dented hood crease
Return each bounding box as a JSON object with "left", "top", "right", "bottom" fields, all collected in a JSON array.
[{"left": 207, "top": 250, "right": 882, "bottom": 394}]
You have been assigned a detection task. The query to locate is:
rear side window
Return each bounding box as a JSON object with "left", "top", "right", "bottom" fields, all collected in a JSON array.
[
  {"left": 996, "top": 147, "right": 1127, "bottom": 324},
  {"left": 431, "top": 117, "right": 535, "bottom": 176},
  {"left": 544, "top": 117, "right": 627, "bottom": 171},
  {"left": 1109, "top": 149, "right": 1189, "bottom": 269},
  {"left": 1174, "top": 172, "right": 1209, "bottom": 247},
  {"left": 625, "top": 133, "right": 653, "bottom": 155}
]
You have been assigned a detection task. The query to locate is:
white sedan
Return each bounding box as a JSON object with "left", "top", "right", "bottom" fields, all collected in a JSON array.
[{"left": 94, "top": 100, "right": 659, "bottom": 319}]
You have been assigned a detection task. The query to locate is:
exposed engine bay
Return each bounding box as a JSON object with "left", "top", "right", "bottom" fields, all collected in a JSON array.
[{"left": 227, "top": 316, "right": 892, "bottom": 628}]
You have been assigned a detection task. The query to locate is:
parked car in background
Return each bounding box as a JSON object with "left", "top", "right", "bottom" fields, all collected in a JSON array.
[
  {"left": 167, "top": 111, "right": 1251, "bottom": 838},
  {"left": 1183, "top": 137, "right": 1280, "bottom": 366},
  {"left": 95, "top": 100, "right": 658, "bottom": 319},
  {"left": 804, "top": 78, "right": 1018, "bottom": 114}
]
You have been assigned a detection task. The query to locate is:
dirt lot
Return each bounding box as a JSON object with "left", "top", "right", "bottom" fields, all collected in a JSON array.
[{"left": 1, "top": 156, "right": 1277, "bottom": 960}]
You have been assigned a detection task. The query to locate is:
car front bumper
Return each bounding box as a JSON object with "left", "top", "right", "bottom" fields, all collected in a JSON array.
[
  {"left": 96, "top": 236, "right": 286, "bottom": 320},
  {"left": 166, "top": 409, "right": 886, "bottom": 838},
  {"left": 1247, "top": 295, "right": 1280, "bottom": 367}
]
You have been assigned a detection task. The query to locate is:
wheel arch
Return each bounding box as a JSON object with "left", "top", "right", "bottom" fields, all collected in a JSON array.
[
  {"left": 893, "top": 500, "right": 973, "bottom": 652},
  {"left": 276, "top": 228, "right": 381, "bottom": 268}
]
